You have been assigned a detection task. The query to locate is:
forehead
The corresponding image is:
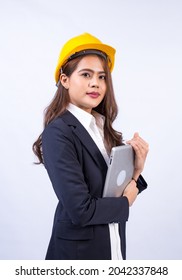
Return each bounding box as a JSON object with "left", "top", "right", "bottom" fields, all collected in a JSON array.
[{"left": 76, "top": 55, "right": 105, "bottom": 71}]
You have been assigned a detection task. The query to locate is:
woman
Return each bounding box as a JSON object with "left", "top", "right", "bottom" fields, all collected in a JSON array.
[{"left": 33, "top": 33, "right": 149, "bottom": 260}]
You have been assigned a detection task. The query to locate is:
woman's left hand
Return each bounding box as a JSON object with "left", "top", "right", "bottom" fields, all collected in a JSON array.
[{"left": 126, "top": 132, "right": 149, "bottom": 180}]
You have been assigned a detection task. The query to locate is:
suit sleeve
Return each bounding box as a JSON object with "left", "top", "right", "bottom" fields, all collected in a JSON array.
[
  {"left": 136, "top": 175, "right": 148, "bottom": 194},
  {"left": 42, "top": 120, "right": 129, "bottom": 227}
]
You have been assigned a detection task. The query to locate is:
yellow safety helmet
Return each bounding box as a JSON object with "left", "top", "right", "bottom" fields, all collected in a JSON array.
[{"left": 55, "top": 33, "right": 116, "bottom": 84}]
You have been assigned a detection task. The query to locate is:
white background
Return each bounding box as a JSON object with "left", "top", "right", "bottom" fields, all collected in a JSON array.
[{"left": 0, "top": 0, "right": 181, "bottom": 260}]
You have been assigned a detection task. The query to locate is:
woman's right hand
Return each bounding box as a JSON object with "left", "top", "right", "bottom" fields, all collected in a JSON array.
[
  {"left": 123, "top": 180, "right": 139, "bottom": 206},
  {"left": 126, "top": 132, "right": 149, "bottom": 181}
]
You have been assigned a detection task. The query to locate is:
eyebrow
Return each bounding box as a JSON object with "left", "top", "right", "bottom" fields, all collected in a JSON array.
[{"left": 78, "top": 68, "right": 106, "bottom": 74}]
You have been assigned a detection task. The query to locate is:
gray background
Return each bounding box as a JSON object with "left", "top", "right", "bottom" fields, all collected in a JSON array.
[{"left": 0, "top": 0, "right": 181, "bottom": 259}]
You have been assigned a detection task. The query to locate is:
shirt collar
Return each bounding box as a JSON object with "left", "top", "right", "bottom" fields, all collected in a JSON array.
[
  {"left": 67, "top": 103, "right": 105, "bottom": 131},
  {"left": 92, "top": 110, "right": 105, "bottom": 130}
]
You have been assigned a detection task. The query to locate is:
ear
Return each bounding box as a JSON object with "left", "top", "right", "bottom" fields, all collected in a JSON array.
[{"left": 60, "top": 74, "right": 69, "bottom": 89}]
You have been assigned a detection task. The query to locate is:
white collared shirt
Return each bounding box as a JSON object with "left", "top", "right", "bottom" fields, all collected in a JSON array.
[{"left": 67, "top": 103, "right": 123, "bottom": 260}]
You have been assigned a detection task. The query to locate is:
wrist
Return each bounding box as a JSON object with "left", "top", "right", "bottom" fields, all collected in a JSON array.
[
  {"left": 132, "top": 177, "right": 137, "bottom": 184},
  {"left": 133, "top": 170, "right": 140, "bottom": 182}
]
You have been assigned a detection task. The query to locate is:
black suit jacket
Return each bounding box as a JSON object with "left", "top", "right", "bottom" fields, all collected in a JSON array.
[{"left": 42, "top": 110, "right": 147, "bottom": 260}]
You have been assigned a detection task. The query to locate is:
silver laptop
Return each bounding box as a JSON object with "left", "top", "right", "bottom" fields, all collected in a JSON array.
[{"left": 103, "top": 145, "right": 134, "bottom": 197}]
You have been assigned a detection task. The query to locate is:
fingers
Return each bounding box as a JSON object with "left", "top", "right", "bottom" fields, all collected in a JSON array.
[
  {"left": 127, "top": 133, "right": 149, "bottom": 173},
  {"left": 134, "top": 132, "right": 139, "bottom": 138},
  {"left": 126, "top": 133, "right": 149, "bottom": 176},
  {"left": 127, "top": 133, "right": 149, "bottom": 153}
]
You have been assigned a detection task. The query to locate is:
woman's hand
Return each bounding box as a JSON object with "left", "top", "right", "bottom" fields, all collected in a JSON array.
[
  {"left": 123, "top": 179, "right": 139, "bottom": 206},
  {"left": 126, "top": 132, "right": 149, "bottom": 181},
  {"left": 123, "top": 133, "right": 148, "bottom": 206}
]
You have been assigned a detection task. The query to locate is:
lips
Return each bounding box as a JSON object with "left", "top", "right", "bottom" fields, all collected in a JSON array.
[{"left": 86, "top": 92, "right": 100, "bottom": 98}]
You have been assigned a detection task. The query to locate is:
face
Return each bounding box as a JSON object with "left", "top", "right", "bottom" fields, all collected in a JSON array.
[{"left": 60, "top": 55, "right": 107, "bottom": 113}]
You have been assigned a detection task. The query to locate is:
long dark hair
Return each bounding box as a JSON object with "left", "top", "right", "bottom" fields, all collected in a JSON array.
[{"left": 32, "top": 54, "right": 123, "bottom": 164}]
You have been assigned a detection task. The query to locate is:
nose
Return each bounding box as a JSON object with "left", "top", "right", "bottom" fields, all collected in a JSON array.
[{"left": 89, "top": 76, "right": 99, "bottom": 88}]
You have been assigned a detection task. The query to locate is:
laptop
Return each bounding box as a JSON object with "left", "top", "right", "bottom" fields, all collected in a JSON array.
[{"left": 103, "top": 145, "right": 135, "bottom": 197}]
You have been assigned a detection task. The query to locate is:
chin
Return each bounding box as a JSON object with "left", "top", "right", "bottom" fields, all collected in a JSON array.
[{"left": 90, "top": 100, "right": 102, "bottom": 108}]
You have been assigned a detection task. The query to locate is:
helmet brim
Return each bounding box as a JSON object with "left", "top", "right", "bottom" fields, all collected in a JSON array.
[{"left": 55, "top": 43, "right": 115, "bottom": 84}]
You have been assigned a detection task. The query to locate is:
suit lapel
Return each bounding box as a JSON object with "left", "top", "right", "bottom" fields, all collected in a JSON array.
[{"left": 61, "top": 110, "right": 108, "bottom": 172}]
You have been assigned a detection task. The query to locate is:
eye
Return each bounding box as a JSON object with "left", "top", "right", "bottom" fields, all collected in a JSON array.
[
  {"left": 99, "top": 75, "right": 106, "bottom": 80},
  {"left": 81, "top": 72, "right": 90, "bottom": 78}
]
